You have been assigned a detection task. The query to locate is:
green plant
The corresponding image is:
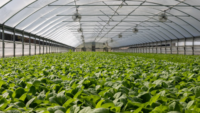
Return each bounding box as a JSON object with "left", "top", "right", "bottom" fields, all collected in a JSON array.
[{"left": 0, "top": 52, "right": 200, "bottom": 112}]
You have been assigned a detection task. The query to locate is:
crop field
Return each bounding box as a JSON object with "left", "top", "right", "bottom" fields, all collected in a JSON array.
[{"left": 0, "top": 52, "right": 200, "bottom": 113}]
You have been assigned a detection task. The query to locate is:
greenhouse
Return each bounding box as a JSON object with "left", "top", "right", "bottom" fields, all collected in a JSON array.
[{"left": 1, "top": 0, "right": 200, "bottom": 113}]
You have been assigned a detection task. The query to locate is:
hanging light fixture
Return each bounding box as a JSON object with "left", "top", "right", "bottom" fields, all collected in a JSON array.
[
  {"left": 81, "top": 35, "right": 84, "bottom": 39},
  {"left": 111, "top": 38, "right": 113, "bottom": 42},
  {"left": 133, "top": 28, "right": 138, "bottom": 34},
  {"left": 72, "top": 12, "right": 82, "bottom": 22},
  {"left": 118, "top": 34, "right": 122, "bottom": 38},
  {"left": 159, "top": 13, "right": 168, "bottom": 22},
  {"left": 77, "top": 28, "right": 83, "bottom": 33}
]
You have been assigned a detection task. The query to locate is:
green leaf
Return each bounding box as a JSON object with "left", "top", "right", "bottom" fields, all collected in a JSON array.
[
  {"left": 168, "top": 102, "right": 180, "bottom": 111},
  {"left": 63, "top": 98, "right": 74, "bottom": 108},
  {"left": 149, "top": 94, "right": 160, "bottom": 106},
  {"left": 5, "top": 110, "right": 21, "bottom": 113},
  {"left": 133, "top": 104, "right": 144, "bottom": 113},
  {"left": 79, "top": 107, "right": 93, "bottom": 113},
  {"left": 96, "top": 100, "right": 105, "bottom": 108},
  {"left": 194, "top": 86, "right": 200, "bottom": 98},
  {"left": 186, "top": 100, "right": 195, "bottom": 109},
  {"left": 14, "top": 87, "right": 25, "bottom": 98},
  {"left": 19, "top": 93, "right": 27, "bottom": 101},
  {"left": 26, "top": 97, "right": 36, "bottom": 108},
  {"left": 92, "top": 108, "right": 110, "bottom": 113},
  {"left": 70, "top": 105, "right": 80, "bottom": 113}
]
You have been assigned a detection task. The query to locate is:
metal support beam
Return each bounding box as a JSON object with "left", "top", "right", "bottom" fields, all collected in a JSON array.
[
  {"left": 43, "top": 39, "right": 44, "bottom": 54},
  {"left": 2, "top": 25, "right": 5, "bottom": 58},
  {"left": 22, "top": 31, "right": 24, "bottom": 56},
  {"left": 192, "top": 37, "right": 194, "bottom": 55},
  {"left": 39, "top": 38, "right": 41, "bottom": 54},
  {"left": 49, "top": 4, "right": 200, "bottom": 7},
  {"left": 46, "top": 40, "right": 47, "bottom": 54},
  {"left": 35, "top": 35, "right": 36, "bottom": 55},
  {"left": 29, "top": 33, "right": 31, "bottom": 56},
  {"left": 13, "top": 29, "right": 16, "bottom": 57},
  {"left": 177, "top": 39, "right": 179, "bottom": 55},
  {"left": 184, "top": 38, "right": 186, "bottom": 55},
  {"left": 170, "top": 40, "right": 172, "bottom": 54}
]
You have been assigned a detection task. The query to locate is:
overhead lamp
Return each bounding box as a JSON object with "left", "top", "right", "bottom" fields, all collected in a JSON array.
[
  {"left": 118, "top": 34, "right": 122, "bottom": 38},
  {"left": 81, "top": 35, "right": 84, "bottom": 39},
  {"left": 72, "top": 12, "right": 82, "bottom": 22},
  {"left": 77, "top": 28, "right": 83, "bottom": 33},
  {"left": 133, "top": 28, "right": 138, "bottom": 34},
  {"left": 111, "top": 38, "right": 113, "bottom": 42},
  {"left": 159, "top": 13, "right": 168, "bottom": 22}
]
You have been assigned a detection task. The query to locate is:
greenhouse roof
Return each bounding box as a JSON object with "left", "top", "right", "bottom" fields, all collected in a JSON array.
[{"left": 0, "top": 0, "right": 200, "bottom": 47}]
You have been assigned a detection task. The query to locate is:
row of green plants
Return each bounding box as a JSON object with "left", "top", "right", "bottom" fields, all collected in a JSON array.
[
  {"left": 108, "top": 52, "right": 200, "bottom": 64},
  {"left": 0, "top": 52, "right": 200, "bottom": 113}
]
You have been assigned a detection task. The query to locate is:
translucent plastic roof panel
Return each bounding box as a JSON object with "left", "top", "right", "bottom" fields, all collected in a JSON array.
[{"left": 0, "top": 0, "right": 200, "bottom": 47}]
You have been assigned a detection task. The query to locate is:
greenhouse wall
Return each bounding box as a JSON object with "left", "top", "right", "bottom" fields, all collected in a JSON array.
[
  {"left": 0, "top": 31, "right": 70, "bottom": 58},
  {"left": 112, "top": 37, "right": 200, "bottom": 55}
]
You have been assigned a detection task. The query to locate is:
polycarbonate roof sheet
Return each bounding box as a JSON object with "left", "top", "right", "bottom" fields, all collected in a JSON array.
[{"left": 0, "top": 0, "right": 200, "bottom": 47}]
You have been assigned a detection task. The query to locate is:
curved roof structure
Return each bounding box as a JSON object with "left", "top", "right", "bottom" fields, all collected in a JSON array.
[{"left": 0, "top": 0, "right": 200, "bottom": 47}]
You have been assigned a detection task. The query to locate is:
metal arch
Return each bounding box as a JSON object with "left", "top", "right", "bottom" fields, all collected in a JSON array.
[
  {"left": 13, "top": 0, "right": 59, "bottom": 28},
  {"left": 156, "top": 9, "right": 200, "bottom": 34},
  {"left": 49, "top": 30, "right": 77, "bottom": 42},
  {"left": 142, "top": 1, "right": 200, "bottom": 33},
  {"left": 104, "top": 0, "right": 198, "bottom": 45},
  {"left": 142, "top": 22, "right": 177, "bottom": 40},
  {"left": 29, "top": 7, "right": 76, "bottom": 34},
  {"left": 0, "top": 0, "right": 12, "bottom": 9},
  {"left": 153, "top": 8, "right": 195, "bottom": 37},
  {"left": 144, "top": 30, "right": 166, "bottom": 41},
  {"left": 151, "top": 17, "right": 186, "bottom": 38},
  {"left": 44, "top": 22, "right": 74, "bottom": 37},
  {"left": 31, "top": 16, "right": 65, "bottom": 33},
  {"left": 172, "top": 7, "right": 200, "bottom": 24},
  {"left": 142, "top": 33, "right": 160, "bottom": 42},
  {"left": 175, "top": 0, "right": 200, "bottom": 11},
  {"left": 147, "top": 22, "right": 179, "bottom": 39},
  {"left": 33, "top": 16, "right": 66, "bottom": 34},
  {"left": 112, "top": 34, "right": 152, "bottom": 43},
  {"left": 48, "top": 28, "right": 72, "bottom": 39},
  {"left": 40, "top": 22, "right": 65, "bottom": 36},
  {"left": 3, "top": 0, "right": 38, "bottom": 25}
]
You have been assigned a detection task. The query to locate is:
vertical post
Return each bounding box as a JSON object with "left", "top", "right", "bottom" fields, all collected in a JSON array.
[
  {"left": 35, "top": 35, "right": 36, "bottom": 55},
  {"left": 39, "top": 37, "right": 41, "bottom": 54},
  {"left": 184, "top": 38, "right": 186, "bottom": 55},
  {"left": 152, "top": 43, "right": 153, "bottom": 53},
  {"left": 170, "top": 40, "right": 172, "bottom": 54},
  {"left": 46, "top": 40, "right": 47, "bottom": 54},
  {"left": 13, "top": 29, "right": 16, "bottom": 57},
  {"left": 165, "top": 41, "right": 167, "bottom": 54},
  {"left": 177, "top": 39, "right": 179, "bottom": 55},
  {"left": 149, "top": 43, "right": 150, "bottom": 53},
  {"left": 160, "top": 41, "right": 162, "bottom": 54},
  {"left": 192, "top": 37, "right": 194, "bottom": 55},
  {"left": 156, "top": 42, "right": 158, "bottom": 54},
  {"left": 2, "top": 25, "right": 5, "bottom": 58},
  {"left": 22, "top": 31, "right": 24, "bottom": 56},
  {"left": 43, "top": 39, "right": 44, "bottom": 54},
  {"left": 29, "top": 33, "right": 31, "bottom": 56},
  {"left": 49, "top": 41, "right": 50, "bottom": 53}
]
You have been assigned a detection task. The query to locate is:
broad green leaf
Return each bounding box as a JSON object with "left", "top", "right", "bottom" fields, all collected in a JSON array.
[
  {"left": 92, "top": 108, "right": 110, "bottom": 113},
  {"left": 96, "top": 100, "right": 105, "bottom": 108},
  {"left": 26, "top": 97, "right": 36, "bottom": 108},
  {"left": 186, "top": 100, "right": 195, "bottom": 109}
]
